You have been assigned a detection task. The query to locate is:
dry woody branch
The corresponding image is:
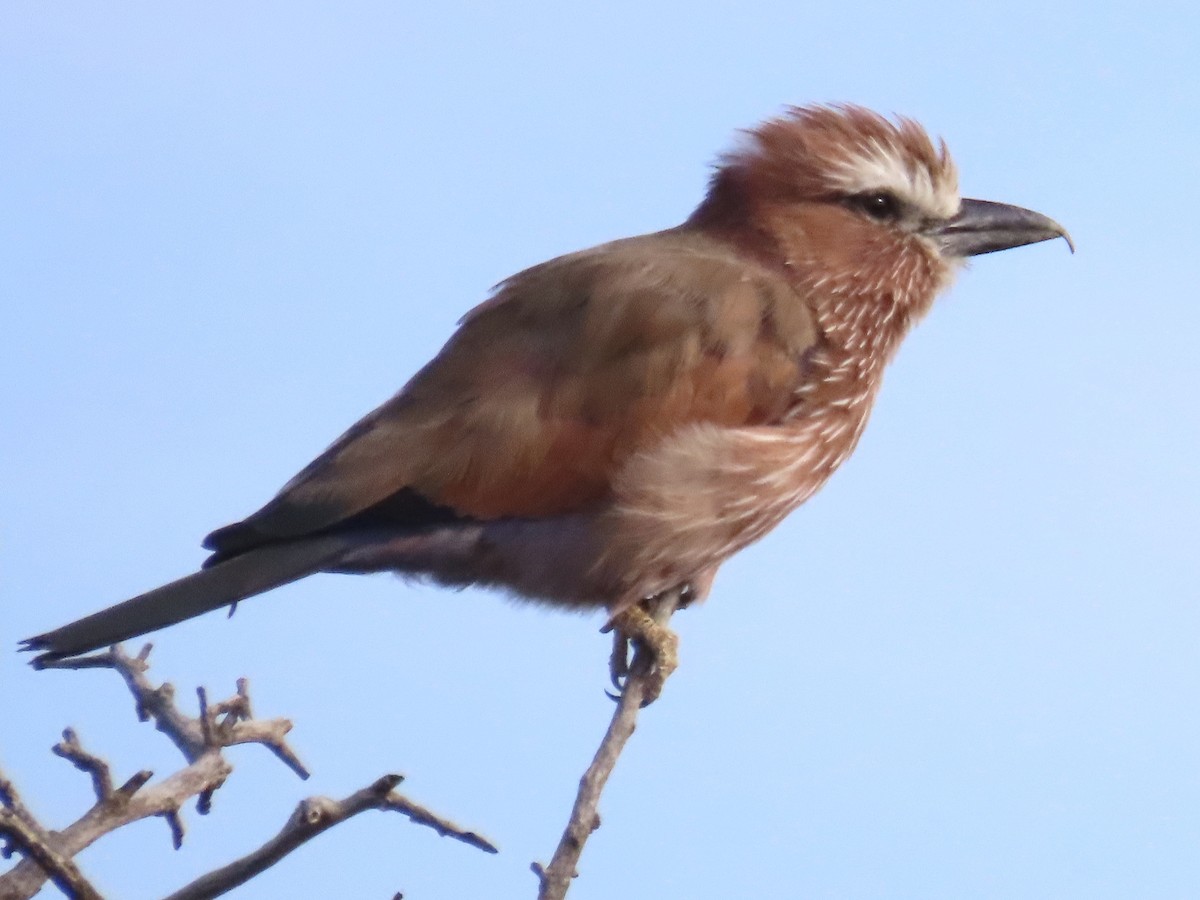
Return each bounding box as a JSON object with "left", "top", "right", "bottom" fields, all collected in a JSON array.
[
  {"left": 0, "top": 644, "right": 495, "bottom": 899},
  {"left": 534, "top": 590, "right": 684, "bottom": 900}
]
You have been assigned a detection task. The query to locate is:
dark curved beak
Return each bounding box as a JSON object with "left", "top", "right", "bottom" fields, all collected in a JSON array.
[{"left": 930, "top": 198, "right": 1074, "bottom": 258}]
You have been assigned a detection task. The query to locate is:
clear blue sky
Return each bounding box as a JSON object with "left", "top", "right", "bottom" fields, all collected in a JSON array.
[{"left": 3, "top": 3, "right": 1197, "bottom": 898}]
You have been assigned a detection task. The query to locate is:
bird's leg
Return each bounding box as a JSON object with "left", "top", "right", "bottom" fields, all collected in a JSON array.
[
  {"left": 604, "top": 591, "right": 684, "bottom": 706},
  {"left": 607, "top": 604, "right": 677, "bottom": 706},
  {"left": 605, "top": 568, "right": 714, "bottom": 698}
]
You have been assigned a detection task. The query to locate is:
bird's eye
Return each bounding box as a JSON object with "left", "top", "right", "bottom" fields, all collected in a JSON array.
[{"left": 852, "top": 191, "right": 902, "bottom": 222}]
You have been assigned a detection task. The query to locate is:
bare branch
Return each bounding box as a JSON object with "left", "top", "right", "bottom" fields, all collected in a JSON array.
[
  {"left": 3, "top": 645, "right": 494, "bottom": 899},
  {"left": 0, "top": 737, "right": 234, "bottom": 897},
  {"left": 381, "top": 788, "right": 498, "bottom": 853},
  {"left": 533, "top": 588, "right": 684, "bottom": 900},
  {"left": 0, "top": 770, "right": 104, "bottom": 900},
  {"left": 164, "top": 774, "right": 498, "bottom": 900},
  {"left": 52, "top": 727, "right": 115, "bottom": 802},
  {"left": 37, "top": 645, "right": 308, "bottom": 777},
  {"left": 0, "top": 645, "right": 304, "bottom": 899}
]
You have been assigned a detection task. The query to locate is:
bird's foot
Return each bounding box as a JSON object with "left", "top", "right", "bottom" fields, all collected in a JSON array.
[{"left": 604, "top": 603, "right": 679, "bottom": 707}]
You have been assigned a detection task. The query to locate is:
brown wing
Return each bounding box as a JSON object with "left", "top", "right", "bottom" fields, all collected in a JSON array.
[{"left": 204, "top": 227, "right": 818, "bottom": 556}]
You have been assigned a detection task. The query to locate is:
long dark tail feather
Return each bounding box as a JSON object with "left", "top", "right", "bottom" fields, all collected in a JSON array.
[{"left": 21, "top": 536, "right": 352, "bottom": 667}]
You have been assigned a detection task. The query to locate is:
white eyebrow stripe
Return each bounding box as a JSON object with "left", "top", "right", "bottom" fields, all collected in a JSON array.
[{"left": 825, "top": 143, "right": 960, "bottom": 219}]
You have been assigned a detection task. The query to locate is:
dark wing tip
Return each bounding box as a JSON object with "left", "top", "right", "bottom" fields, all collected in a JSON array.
[
  {"left": 202, "top": 520, "right": 242, "bottom": 552},
  {"left": 201, "top": 519, "right": 268, "bottom": 568}
]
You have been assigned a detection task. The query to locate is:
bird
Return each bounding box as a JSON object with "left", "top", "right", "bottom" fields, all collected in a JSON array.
[{"left": 23, "top": 104, "right": 1072, "bottom": 688}]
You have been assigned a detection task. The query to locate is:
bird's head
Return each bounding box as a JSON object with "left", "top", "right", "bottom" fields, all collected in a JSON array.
[{"left": 689, "top": 104, "right": 1071, "bottom": 318}]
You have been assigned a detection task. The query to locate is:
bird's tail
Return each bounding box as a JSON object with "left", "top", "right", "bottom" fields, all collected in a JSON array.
[{"left": 20, "top": 536, "right": 351, "bottom": 666}]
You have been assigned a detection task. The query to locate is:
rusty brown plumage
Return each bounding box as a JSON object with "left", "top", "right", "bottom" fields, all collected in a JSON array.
[{"left": 24, "top": 104, "right": 1071, "bottom": 663}]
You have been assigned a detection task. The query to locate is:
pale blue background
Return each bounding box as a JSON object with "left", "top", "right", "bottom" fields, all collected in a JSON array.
[{"left": 3, "top": 3, "right": 1198, "bottom": 898}]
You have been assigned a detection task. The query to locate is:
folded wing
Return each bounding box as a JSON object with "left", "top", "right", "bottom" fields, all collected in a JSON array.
[{"left": 204, "top": 229, "right": 819, "bottom": 561}]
